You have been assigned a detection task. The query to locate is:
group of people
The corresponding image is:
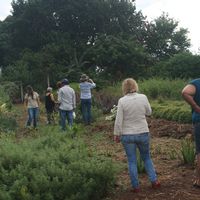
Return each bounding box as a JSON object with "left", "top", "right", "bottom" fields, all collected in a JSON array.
[
  {"left": 24, "top": 74, "right": 96, "bottom": 131},
  {"left": 113, "top": 77, "right": 200, "bottom": 192},
  {"left": 24, "top": 76, "right": 200, "bottom": 192}
]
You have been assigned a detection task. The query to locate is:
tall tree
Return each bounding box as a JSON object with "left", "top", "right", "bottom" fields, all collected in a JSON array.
[{"left": 143, "top": 13, "right": 190, "bottom": 60}]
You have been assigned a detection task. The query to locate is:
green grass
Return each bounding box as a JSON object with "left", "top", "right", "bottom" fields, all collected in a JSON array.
[{"left": 0, "top": 125, "right": 117, "bottom": 200}]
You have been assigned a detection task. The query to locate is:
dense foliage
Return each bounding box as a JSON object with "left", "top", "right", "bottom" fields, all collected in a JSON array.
[
  {"left": 0, "top": 0, "right": 191, "bottom": 91},
  {"left": 0, "top": 128, "right": 116, "bottom": 200}
]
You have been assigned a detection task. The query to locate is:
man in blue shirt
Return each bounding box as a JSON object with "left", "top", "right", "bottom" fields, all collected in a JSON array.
[{"left": 182, "top": 78, "right": 200, "bottom": 188}]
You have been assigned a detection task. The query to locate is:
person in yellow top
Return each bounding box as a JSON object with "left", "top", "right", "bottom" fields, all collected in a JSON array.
[{"left": 24, "top": 85, "right": 40, "bottom": 129}]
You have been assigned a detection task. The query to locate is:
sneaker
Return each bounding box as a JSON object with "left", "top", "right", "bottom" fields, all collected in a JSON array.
[
  {"left": 152, "top": 181, "right": 161, "bottom": 189},
  {"left": 131, "top": 187, "right": 140, "bottom": 193}
]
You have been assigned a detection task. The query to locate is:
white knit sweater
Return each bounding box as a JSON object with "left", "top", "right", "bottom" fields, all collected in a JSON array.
[{"left": 114, "top": 93, "right": 152, "bottom": 136}]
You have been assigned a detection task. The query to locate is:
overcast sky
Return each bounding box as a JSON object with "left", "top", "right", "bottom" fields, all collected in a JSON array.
[{"left": 0, "top": 0, "right": 199, "bottom": 53}]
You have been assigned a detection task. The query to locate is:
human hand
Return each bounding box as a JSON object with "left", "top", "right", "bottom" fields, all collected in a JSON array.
[
  {"left": 114, "top": 135, "right": 120, "bottom": 143},
  {"left": 194, "top": 104, "right": 200, "bottom": 113}
]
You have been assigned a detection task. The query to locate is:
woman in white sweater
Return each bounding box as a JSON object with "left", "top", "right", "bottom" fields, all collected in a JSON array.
[{"left": 114, "top": 78, "right": 160, "bottom": 193}]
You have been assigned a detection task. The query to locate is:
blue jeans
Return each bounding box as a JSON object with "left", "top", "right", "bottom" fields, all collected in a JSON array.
[
  {"left": 193, "top": 123, "right": 200, "bottom": 154},
  {"left": 26, "top": 107, "right": 39, "bottom": 128},
  {"left": 60, "top": 110, "right": 73, "bottom": 131},
  {"left": 81, "top": 99, "right": 92, "bottom": 124},
  {"left": 121, "top": 133, "right": 157, "bottom": 188}
]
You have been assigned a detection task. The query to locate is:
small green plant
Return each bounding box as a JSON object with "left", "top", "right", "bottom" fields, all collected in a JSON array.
[{"left": 181, "top": 138, "right": 196, "bottom": 165}]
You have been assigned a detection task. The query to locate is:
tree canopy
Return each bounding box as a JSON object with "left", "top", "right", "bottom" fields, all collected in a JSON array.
[{"left": 0, "top": 0, "right": 191, "bottom": 89}]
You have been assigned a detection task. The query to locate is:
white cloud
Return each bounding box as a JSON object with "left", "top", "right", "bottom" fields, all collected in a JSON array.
[{"left": 0, "top": 0, "right": 12, "bottom": 21}]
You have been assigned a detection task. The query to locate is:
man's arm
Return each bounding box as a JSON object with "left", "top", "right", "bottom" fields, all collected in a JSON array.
[{"left": 182, "top": 84, "right": 200, "bottom": 113}]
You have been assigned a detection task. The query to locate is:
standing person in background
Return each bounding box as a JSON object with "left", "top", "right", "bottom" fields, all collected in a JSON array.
[
  {"left": 79, "top": 74, "right": 96, "bottom": 125},
  {"left": 114, "top": 78, "right": 160, "bottom": 193},
  {"left": 24, "top": 85, "right": 40, "bottom": 129},
  {"left": 45, "top": 87, "right": 55, "bottom": 125},
  {"left": 182, "top": 79, "right": 200, "bottom": 188},
  {"left": 58, "top": 79, "right": 76, "bottom": 131},
  {"left": 55, "top": 81, "right": 62, "bottom": 125}
]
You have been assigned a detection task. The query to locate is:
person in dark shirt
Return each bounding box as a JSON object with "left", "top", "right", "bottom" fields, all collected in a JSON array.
[
  {"left": 182, "top": 78, "right": 200, "bottom": 188},
  {"left": 45, "top": 87, "right": 55, "bottom": 125}
]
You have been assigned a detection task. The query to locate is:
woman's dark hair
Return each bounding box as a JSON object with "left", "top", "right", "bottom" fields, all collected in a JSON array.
[{"left": 26, "top": 85, "right": 34, "bottom": 99}]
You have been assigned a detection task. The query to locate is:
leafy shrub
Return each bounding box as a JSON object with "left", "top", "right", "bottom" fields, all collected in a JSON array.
[
  {"left": 181, "top": 138, "right": 195, "bottom": 165},
  {"left": 152, "top": 53, "right": 200, "bottom": 79},
  {"left": 1, "top": 82, "right": 20, "bottom": 103},
  {"left": 0, "top": 130, "right": 116, "bottom": 200},
  {"left": 93, "top": 90, "right": 119, "bottom": 114},
  {"left": 139, "top": 78, "right": 187, "bottom": 100},
  {"left": 0, "top": 113, "right": 17, "bottom": 132},
  {"left": 151, "top": 100, "right": 191, "bottom": 123}
]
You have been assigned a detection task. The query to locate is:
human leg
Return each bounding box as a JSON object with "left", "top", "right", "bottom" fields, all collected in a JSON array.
[
  {"left": 46, "top": 110, "right": 51, "bottom": 124},
  {"left": 121, "top": 135, "right": 139, "bottom": 188},
  {"left": 26, "top": 108, "right": 33, "bottom": 127},
  {"left": 137, "top": 133, "right": 157, "bottom": 183},
  {"left": 81, "top": 99, "right": 87, "bottom": 124},
  {"left": 33, "top": 107, "right": 39, "bottom": 128},
  {"left": 60, "top": 110, "right": 67, "bottom": 131},
  {"left": 86, "top": 99, "right": 92, "bottom": 124},
  {"left": 66, "top": 110, "right": 73, "bottom": 128},
  {"left": 193, "top": 123, "right": 200, "bottom": 186}
]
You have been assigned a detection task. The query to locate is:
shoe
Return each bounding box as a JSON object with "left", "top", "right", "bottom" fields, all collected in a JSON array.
[
  {"left": 193, "top": 179, "right": 200, "bottom": 188},
  {"left": 131, "top": 187, "right": 140, "bottom": 193},
  {"left": 152, "top": 181, "right": 161, "bottom": 189}
]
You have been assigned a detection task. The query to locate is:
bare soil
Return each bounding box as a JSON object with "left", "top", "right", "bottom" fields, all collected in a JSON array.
[{"left": 90, "top": 118, "right": 200, "bottom": 200}]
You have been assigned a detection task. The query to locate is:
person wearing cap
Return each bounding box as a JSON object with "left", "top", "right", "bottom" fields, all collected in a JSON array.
[
  {"left": 45, "top": 87, "right": 55, "bottom": 125},
  {"left": 58, "top": 78, "right": 76, "bottom": 131},
  {"left": 79, "top": 74, "right": 96, "bottom": 125}
]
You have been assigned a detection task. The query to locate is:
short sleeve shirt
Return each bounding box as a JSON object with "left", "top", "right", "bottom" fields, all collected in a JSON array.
[{"left": 24, "top": 92, "right": 39, "bottom": 108}]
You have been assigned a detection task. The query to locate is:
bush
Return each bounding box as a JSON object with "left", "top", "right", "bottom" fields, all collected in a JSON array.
[
  {"left": 139, "top": 78, "right": 187, "bottom": 100},
  {"left": 151, "top": 100, "right": 191, "bottom": 123},
  {"left": 0, "top": 130, "right": 116, "bottom": 200},
  {"left": 0, "top": 113, "right": 17, "bottom": 132}
]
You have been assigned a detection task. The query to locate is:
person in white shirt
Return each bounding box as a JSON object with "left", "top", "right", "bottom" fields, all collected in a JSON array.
[
  {"left": 114, "top": 78, "right": 160, "bottom": 193},
  {"left": 58, "top": 79, "right": 76, "bottom": 131}
]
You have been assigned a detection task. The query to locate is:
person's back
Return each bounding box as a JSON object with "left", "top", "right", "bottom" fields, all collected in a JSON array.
[
  {"left": 58, "top": 79, "right": 76, "bottom": 131},
  {"left": 45, "top": 92, "right": 55, "bottom": 111},
  {"left": 118, "top": 93, "right": 151, "bottom": 134},
  {"left": 58, "top": 85, "right": 75, "bottom": 111},
  {"left": 114, "top": 92, "right": 151, "bottom": 136},
  {"left": 80, "top": 81, "right": 96, "bottom": 99}
]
